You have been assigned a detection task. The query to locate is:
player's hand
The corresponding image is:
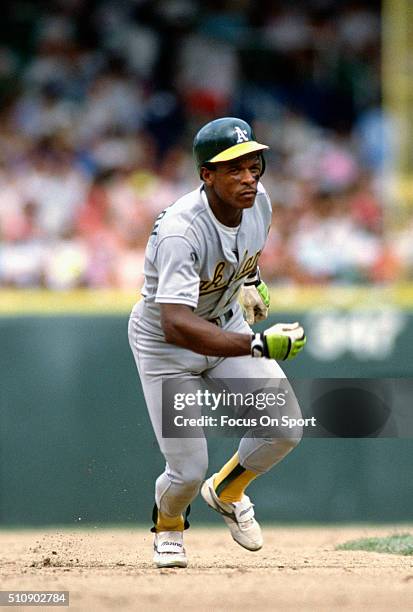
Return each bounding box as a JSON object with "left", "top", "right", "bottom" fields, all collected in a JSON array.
[
  {"left": 251, "top": 322, "right": 306, "bottom": 360},
  {"left": 241, "top": 269, "right": 270, "bottom": 325}
]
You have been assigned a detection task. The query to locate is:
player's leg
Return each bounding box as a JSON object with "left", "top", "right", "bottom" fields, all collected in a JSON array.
[
  {"left": 130, "top": 359, "right": 208, "bottom": 526},
  {"left": 205, "top": 350, "right": 302, "bottom": 501},
  {"left": 129, "top": 316, "right": 208, "bottom": 565},
  {"left": 200, "top": 313, "right": 302, "bottom": 549}
]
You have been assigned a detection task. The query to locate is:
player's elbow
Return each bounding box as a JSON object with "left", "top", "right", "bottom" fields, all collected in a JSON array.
[
  {"left": 162, "top": 319, "right": 181, "bottom": 344},
  {"left": 160, "top": 305, "right": 190, "bottom": 345}
]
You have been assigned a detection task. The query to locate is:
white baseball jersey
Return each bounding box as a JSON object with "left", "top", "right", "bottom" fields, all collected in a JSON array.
[{"left": 134, "top": 182, "right": 272, "bottom": 337}]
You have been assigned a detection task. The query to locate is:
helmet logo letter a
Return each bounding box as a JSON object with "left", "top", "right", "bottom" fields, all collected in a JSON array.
[{"left": 234, "top": 126, "right": 249, "bottom": 143}]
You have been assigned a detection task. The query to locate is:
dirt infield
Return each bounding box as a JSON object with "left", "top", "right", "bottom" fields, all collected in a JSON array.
[{"left": 0, "top": 526, "right": 412, "bottom": 611}]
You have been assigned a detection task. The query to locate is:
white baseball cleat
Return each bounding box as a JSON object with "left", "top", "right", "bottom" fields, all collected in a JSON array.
[
  {"left": 153, "top": 531, "right": 188, "bottom": 568},
  {"left": 201, "top": 475, "right": 263, "bottom": 551}
]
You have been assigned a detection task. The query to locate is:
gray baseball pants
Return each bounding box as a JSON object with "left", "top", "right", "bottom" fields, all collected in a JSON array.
[{"left": 128, "top": 301, "right": 302, "bottom": 518}]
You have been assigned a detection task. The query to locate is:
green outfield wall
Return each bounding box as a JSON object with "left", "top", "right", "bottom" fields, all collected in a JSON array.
[{"left": 1, "top": 297, "right": 413, "bottom": 526}]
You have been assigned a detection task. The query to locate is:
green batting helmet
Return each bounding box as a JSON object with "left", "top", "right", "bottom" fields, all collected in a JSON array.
[{"left": 193, "top": 117, "right": 269, "bottom": 176}]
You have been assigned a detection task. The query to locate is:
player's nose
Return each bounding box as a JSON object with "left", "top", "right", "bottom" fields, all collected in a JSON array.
[{"left": 240, "top": 169, "right": 257, "bottom": 185}]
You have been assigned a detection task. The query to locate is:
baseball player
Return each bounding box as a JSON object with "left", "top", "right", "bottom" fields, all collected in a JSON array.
[{"left": 128, "top": 117, "right": 306, "bottom": 568}]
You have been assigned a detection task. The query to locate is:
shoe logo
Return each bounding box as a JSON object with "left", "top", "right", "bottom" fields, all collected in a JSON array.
[
  {"left": 208, "top": 486, "right": 236, "bottom": 522},
  {"left": 160, "top": 542, "right": 182, "bottom": 548}
]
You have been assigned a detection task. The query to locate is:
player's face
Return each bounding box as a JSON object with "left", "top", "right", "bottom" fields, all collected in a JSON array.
[{"left": 202, "top": 154, "right": 262, "bottom": 210}]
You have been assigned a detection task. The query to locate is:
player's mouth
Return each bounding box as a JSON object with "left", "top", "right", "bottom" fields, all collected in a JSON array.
[{"left": 239, "top": 190, "right": 257, "bottom": 198}]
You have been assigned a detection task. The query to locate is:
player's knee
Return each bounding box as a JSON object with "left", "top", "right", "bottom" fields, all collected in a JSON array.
[
  {"left": 179, "top": 460, "right": 208, "bottom": 488},
  {"left": 262, "top": 424, "right": 302, "bottom": 452},
  {"left": 280, "top": 434, "right": 301, "bottom": 454},
  {"left": 262, "top": 433, "right": 302, "bottom": 461},
  {"left": 168, "top": 456, "right": 208, "bottom": 489}
]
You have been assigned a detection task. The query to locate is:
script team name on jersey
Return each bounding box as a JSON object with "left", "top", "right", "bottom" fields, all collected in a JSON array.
[{"left": 199, "top": 250, "right": 261, "bottom": 295}]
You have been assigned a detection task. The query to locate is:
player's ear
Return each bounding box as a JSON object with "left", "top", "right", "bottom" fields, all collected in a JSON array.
[{"left": 200, "top": 164, "right": 215, "bottom": 186}]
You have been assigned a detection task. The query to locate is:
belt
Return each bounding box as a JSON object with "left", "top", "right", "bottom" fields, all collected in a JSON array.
[{"left": 208, "top": 308, "right": 234, "bottom": 327}]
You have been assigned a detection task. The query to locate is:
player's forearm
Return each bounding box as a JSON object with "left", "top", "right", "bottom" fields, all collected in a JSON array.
[
  {"left": 162, "top": 310, "right": 251, "bottom": 356},
  {"left": 172, "top": 326, "right": 251, "bottom": 356}
]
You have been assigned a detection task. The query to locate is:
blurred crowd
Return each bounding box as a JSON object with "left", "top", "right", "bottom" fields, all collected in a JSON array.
[{"left": 0, "top": 0, "right": 408, "bottom": 289}]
